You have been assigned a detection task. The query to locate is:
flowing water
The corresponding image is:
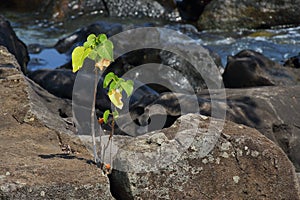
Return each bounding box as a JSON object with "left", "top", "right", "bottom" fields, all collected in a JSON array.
[{"left": 3, "top": 11, "right": 300, "bottom": 69}]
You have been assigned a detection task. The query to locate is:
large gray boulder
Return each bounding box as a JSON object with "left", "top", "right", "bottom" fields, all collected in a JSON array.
[
  {"left": 0, "top": 46, "right": 114, "bottom": 199},
  {"left": 108, "top": 114, "right": 300, "bottom": 199},
  {"left": 137, "top": 85, "right": 300, "bottom": 171},
  {"left": 198, "top": 0, "right": 300, "bottom": 30}
]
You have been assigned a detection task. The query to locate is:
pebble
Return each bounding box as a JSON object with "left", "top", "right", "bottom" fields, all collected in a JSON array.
[
  {"left": 40, "top": 191, "right": 45, "bottom": 197},
  {"left": 233, "top": 176, "right": 240, "bottom": 183}
]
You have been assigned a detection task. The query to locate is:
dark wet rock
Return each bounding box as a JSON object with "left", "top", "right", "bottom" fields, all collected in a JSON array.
[
  {"left": 28, "top": 69, "right": 76, "bottom": 99},
  {"left": 0, "top": 0, "right": 42, "bottom": 11},
  {"left": 222, "top": 50, "right": 300, "bottom": 88},
  {"left": 198, "top": 0, "right": 300, "bottom": 30},
  {"left": 0, "top": 15, "right": 29, "bottom": 74},
  {"left": 55, "top": 24, "right": 223, "bottom": 94},
  {"left": 55, "top": 21, "right": 123, "bottom": 54},
  {"left": 32, "top": 0, "right": 108, "bottom": 21},
  {"left": 176, "top": 0, "right": 212, "bottom": 21},
  {"left": 0, "top": 49, "right": 114, "bottom": 200},
  {"left": 284, "top": 53, "right": 300, "bottom": 69},
  {"left": 110, "top": 27, "right": 223, "bottom": 92},
  {"left": 108, "top": 114, "right": 300, "bottom": 199}
]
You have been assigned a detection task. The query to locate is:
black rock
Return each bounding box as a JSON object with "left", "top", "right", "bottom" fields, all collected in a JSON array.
[
  {"left": 0, "top": 15, "right": 29, "bottom": 74},
  {"left": 284, "top": 53, "right": 300, "bottom": 69},
  {"left": 222, "top": 49, "right": 300, "bottom": 88}
]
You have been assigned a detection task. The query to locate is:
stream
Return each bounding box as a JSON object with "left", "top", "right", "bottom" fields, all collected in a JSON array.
[{"left": 2, "top": 10, "right": 300, "bottom": 70}]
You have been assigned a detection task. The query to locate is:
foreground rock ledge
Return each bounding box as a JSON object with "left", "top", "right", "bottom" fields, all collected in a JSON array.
[
  {"left": 0, "top": 48, "right": 113, "bottom": 199},
  {"left": 109, "top": 114, "right": 300, "bottom": 199}
]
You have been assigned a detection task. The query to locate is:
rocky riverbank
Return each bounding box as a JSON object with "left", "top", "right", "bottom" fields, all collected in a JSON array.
[
  {"left": 1, "top": 1, "right": 300, "bottom": 198},
  {"left": 1, "top": 49, "right": 300, "bottom": 198}
]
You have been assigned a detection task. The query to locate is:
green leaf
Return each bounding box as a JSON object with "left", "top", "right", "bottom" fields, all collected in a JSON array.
[
  {"left": 109, "top": 80, "right": 117, "bottom": 90},
  {"left": 112, "top": 110, "right": 119, "bottom": 119},
  {"left": 88, "top": 50, "right": 97, "bottom": 60},
  {"left": 87, "top": 34, "right": 96, "bottom": 42},
  {"left": 98, "top": 34, "right": 107, "bottom": 43},
  {"left": 120, "top": 80, "right": 134, "bottom": 97},
  {"left": 72, "top": 46, "right": 90, "bottom": 72},
  {"left": 96, "top": 40, "right": 114, "bottom": 61},
  {"left": 84, "top": 40, "right": 93, "bottom": 48},
  {"left": 103, "top": 110, "right": 110, "bottom": 124},
  {"left": 103, "top": 72, "right": 116, "bottom": 88}
]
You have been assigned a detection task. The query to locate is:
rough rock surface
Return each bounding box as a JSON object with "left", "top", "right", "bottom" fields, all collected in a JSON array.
[
  {"left": 137, "top": 85, "right": 300, "bottom": 171},
  {"left": 2, "top": 0, "right": 178, "bottom": 22},
  {"left": 0, "top": 47, "right": 114, "bottom": 199},
  {"left": 198, "top": 0, "right": 300, "bottom": 30},
  {"left": 0, "top": 15, "right": 29, "bottom": 74},
  {"left": 108, "top": 114, "right": 300, "bottom": 199},
  {"left": 222, "top": 50, "right": 300, "bottom": 88}
]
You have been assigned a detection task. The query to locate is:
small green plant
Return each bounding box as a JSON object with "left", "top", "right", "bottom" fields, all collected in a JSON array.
[{"left": 72, "top": 33, "right": 134, "bottom": 173}]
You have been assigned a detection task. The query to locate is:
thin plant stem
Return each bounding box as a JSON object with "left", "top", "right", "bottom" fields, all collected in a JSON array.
[{"left": 91, "top": 67, "right": 98, "bottom": 163}]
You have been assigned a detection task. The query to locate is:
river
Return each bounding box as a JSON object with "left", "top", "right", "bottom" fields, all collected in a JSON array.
[{"left": 2, "top": 10, "right": 300, "bottom": 69}]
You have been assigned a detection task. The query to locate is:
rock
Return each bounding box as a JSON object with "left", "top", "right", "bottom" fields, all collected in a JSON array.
[
  {"left": 28, "top": 69, "right": 76, "bottom": 99},
  {"left": 0, "top": 0, "right": 42, "bottom": 12},
  {"left": 11, "top": 0, "right": 178, "bottom": 22},
  {"left": 284, "top": 53, "right": 300, "bottom": 68},
  {"left": 55, "top": 24, "right": 222, "bottom": 94},
  {"left": 198, "top": 0, "right": 300, "bottom": 30},
  {"left": 221, "top": 86, "right": 300, "bottom": 172},
  {"left": 55, "top": 21, "right": 123, "bottom": 54},
  {"left": 108, "top": 114, "right": 300, "bottom": 199},
  {"left": 176, "top": 0, "right": 212, "bottom": 21},
  {"left": 222, "top": 49, "right": 300, "bottom": 88},
  {"left": 0, "top": 46, "right": 20, "bottom": 69},
  {"left": 0, "top": 47, "right": 114, "bottom": 199},
  {"left": 128, "top": 84, "right": 300, "bottom": 171},
  {"left": 0, "top": 15, "right": 29, "bottom": 74}
]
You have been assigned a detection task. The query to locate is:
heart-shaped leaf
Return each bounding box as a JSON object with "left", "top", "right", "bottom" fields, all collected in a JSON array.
[
  {"left": 120, "top": 80, "right": 134, "bottom": 97},
  {"left": 72, "top": 46, "right": 91, "bottom": 72},
  {"left": 97, "top": 40, "right": 114, "bottom": 61}
]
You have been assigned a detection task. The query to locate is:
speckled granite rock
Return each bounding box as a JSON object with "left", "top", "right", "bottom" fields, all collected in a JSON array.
[{"left": 108, "top": 114, "right": 300, "bottom": 199}]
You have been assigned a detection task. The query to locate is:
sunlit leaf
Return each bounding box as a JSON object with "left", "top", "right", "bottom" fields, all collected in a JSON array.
[
  {"left": 109, "top": 80, "right": 117, "bottom": 90},
  {"left": 72, "top": 46, "right": 91, "bottom": 72},
  {"left": 97, "top": 40, "right": 114, "bottom": 61},
  {"left": 88, "top": 50, "right": 97, "bottom": 60},
  {"left": 120, "top": 80, "right": 134, "bottom": 97},
  {"left": 87, "top": 34, "right": 96, "bottom": 42},
  {"left": 98, "top": 34, "right": 107, "bottom": 43},
  {"left": 84, "top": 40, "right": 93, "bottom": 48},
  {"left": 103, "top": 72, "right": 115, "bottom": 88},
  {"left": 103, "top": 110, "right": 110, "bottom": 124},
  {"left": 108, "top": 89, "right": 123, "bottom": 109}
]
